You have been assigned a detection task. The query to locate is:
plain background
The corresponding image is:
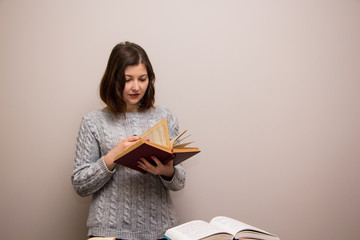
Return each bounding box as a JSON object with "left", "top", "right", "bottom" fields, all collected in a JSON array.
[{"left": 1, "top": 0, "right": 359, "bottom": 239}]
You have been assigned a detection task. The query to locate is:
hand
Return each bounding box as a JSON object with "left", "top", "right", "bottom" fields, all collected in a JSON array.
[
  {"left": 104, "top": 136, "right": 141, "bottom": 170},
  {"left": 138, "top": 156, "right": 175, "bottom": 178}
]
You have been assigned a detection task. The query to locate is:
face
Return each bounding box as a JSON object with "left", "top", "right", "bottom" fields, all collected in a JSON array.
[{"left": 123, "top": 63, "right": 149, "bottom": 112}]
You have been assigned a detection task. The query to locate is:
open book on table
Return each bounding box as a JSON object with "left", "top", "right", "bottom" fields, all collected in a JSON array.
[
  {"left": 88, "top": 238, "right": 115, "bottom": 240},
  {"left": 164, "top": 216, "right": 280, "bottom": 240},
  {"left": 114, "top": 118, "right": 200, "bottom": 173}
]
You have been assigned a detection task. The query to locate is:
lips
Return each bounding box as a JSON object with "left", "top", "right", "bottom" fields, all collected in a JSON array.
[{"left": 129, "top": 94, "right": 140, "bottom": 98}]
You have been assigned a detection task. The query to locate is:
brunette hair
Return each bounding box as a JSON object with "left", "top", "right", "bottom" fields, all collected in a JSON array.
[{"left": 99, "top": 41, "right": 155, "bottom": 114}]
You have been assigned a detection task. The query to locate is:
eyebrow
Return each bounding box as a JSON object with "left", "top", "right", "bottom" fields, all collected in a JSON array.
[{"left": 125, "top": 74, "right": 148, "bottom": 78}]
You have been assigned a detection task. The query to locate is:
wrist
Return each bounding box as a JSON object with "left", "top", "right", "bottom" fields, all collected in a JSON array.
[
  {"left": 104, "top": 152, "right": 116, "bottom": 170},
  {"left": 161, "top": 168, "right": 175, "bottom": 180}
]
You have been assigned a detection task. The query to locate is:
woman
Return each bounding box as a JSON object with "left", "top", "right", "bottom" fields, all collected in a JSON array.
[{"left": 71, "top": 41, "right": 186, "bottom": 240}]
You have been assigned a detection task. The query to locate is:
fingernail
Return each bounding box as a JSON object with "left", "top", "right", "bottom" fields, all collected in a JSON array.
[{"left": 145, "top": 138, "right": 150, "bottom": 141}]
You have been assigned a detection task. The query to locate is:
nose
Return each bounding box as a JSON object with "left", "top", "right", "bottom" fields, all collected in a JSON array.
[{"left": 131, "top": 80, "right": 140, "bottom": 91}]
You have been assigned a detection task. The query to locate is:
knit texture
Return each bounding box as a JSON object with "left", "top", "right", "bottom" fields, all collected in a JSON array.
[{"left": 71, "top": 106, "right": 186, "bottom": 239}]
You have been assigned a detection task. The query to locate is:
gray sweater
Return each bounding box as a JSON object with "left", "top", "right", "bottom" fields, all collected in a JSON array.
[{"left": 71, "top": 106, "right": 186, "bottom": 239}]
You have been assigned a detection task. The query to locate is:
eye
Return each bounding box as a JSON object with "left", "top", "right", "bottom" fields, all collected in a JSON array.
[{"left": 139, "top": 77, "right": 148, "bottom": 82}]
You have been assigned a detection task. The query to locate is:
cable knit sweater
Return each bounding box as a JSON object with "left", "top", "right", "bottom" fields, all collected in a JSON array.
[{"left": 71, "top": 106, "right": 186, "bottom": 239}]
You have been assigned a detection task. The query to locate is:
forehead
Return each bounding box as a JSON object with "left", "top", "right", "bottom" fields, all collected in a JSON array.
[{"left": 124, "top": 63, "right": 147, "bottom": 76}]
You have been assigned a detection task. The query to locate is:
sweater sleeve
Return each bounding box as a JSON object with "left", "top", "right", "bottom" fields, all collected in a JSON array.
[
  {"left": 160, "top": 164, "right": 186, "bottom": 191},
  {"left": 159, "top": 108, "right": 186, "bottom": 191},
  {"left": 71, "top": 116, "right": 114, "bottom": 197}
]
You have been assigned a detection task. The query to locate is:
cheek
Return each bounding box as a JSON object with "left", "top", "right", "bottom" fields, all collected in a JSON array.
[
  {"left": 123, "top": 83, "right": 131, "bottom": 92},
  {"left": 142, "top": 81, "right": 150, "bottom": 90}
]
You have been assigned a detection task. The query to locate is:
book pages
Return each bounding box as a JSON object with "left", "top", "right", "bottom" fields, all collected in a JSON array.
[
  {"left": 166, "top": 220, "right": 232, "bottom": 240},
  {"left": 210, "top": 216, "right": 274, "bottom": 238},
  {"left": 141, "top": 118, "right": 170, "bottom": 148}
]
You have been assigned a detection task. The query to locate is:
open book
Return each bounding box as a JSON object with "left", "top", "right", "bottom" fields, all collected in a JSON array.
[
  {"left": 88, "top": 238, "right": 115, "bottom": 240},
  {"left": 164, "top": 216, "right": 280, "bottom": 240},
  {"left": 114, "top": 118, "right": 200, "bottom": 173}
]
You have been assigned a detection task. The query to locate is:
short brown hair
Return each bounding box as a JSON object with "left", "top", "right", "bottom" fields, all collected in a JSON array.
[{"left": 99, "top": 42, "right": 155, "bottom": 114}]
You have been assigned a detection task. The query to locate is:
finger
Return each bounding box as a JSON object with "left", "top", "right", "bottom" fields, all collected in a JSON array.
[
  {"left": 140, "top": 158, "right": 156, "bottom": 169},
  {"left": 138, "top": 159, "right": 158, "bottom": 175},
  {"left": 138, "top": 161, "right": 148, "bottom": 170},
  {"left": 151, "top": 156, "right": 163, "bottom": 166},
  {"left": 137, "top": 159, "right": 146, "bottom": 167},
  {"left": 138, "top": 164, "right": 153, "bottom": 174},
  {"left": 138, "top": 158, "right": 148, "bottom": 168},
  {"left": 128, "top": 136, "right": 141, "bottom": 142},
  {"left": 138, "top": 159, "right": 150, "bottom": 171}
]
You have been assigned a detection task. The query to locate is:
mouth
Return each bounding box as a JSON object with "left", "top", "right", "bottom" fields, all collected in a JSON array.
[{"left": 129, "top": 94, "right": 140, "bottom": 98}]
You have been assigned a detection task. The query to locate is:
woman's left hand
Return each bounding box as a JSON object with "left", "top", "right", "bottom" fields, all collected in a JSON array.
[{"left": 138, "top": 156, "right": 175, "bottom": 178}]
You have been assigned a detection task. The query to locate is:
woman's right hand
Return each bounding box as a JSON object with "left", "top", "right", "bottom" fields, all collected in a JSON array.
[{"left": 104, "top": 136, "right": 141, "bottom": 170}]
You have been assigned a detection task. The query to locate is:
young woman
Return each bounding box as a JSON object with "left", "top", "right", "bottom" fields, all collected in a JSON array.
[{"left": 71, "top": 42, "right": 186, "bottom": 240}]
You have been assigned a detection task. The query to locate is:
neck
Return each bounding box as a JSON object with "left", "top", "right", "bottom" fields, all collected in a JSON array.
[{"left": 126, "top": 104, "right": 139, "bottom": 112}]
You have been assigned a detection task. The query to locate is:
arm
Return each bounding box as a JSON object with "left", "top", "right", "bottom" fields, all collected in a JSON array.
[
  {"left": 71, "top": 117, "right": 114, "bottom": 197},
  {"left": 160, "top": 163, "right": 186, "bottom": 191},
  {"left": 104, "top": 135, "right": 141, "bottom": 170},
  {"left": 160, "top": 109, "right": 186, "bottom": 190},
  {"left": 137, "top": 108, "right": 187, "bottom": 190},
  {"left": 71, "top": 116, "right": 141, "bottom": 197}
]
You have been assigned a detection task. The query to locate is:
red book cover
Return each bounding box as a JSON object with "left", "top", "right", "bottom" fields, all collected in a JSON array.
[
  {"left": 114, "top": 141, "right": 200, "bottom": 173},
  {"left": 113, "top": 118, "right": 200, "bottom": 173},
  {"left": 172, "top": 151, "right": 200, "bottom": 166},
  {"left": 114, "top": 142, "right": 173, "bottom": 173}
]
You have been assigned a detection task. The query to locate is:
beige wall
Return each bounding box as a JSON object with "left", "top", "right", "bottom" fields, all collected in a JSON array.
[{"left": 1, "top": 0, "right": 359, "bottom": 239}]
